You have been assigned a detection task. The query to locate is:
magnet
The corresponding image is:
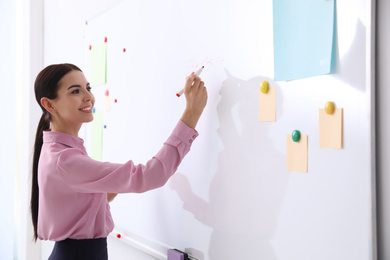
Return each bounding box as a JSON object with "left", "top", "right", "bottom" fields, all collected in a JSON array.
[
  {"left": 292, "top": 130, "right": 301, "bottom": 142},
  {"left": 168, "top": 249, "right": 189, "bottom": 260},
  {"left": 260, "top": 81, "right": 269, "bottom": 94},
  {"left": 325, "top": 101, "right": 335, "bottom": 114}
]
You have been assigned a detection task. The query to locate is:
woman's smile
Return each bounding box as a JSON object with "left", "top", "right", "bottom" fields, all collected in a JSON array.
[{"left": 79, "top": 105, "right": 93, "bottom": 113}]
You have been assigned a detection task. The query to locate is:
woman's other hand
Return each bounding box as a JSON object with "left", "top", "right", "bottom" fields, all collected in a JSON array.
[{"left": 180, "top": 73, "right": 208, "bottom": 129}]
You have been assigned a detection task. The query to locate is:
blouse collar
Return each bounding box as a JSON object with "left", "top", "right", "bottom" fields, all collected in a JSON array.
[{"left": 43, "top": 130, "right": 85, "bottom": 150}]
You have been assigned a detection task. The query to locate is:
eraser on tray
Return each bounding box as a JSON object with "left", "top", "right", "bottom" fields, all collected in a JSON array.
[{"left": 168, "top": 249, "right": 189, "bottom": 260}]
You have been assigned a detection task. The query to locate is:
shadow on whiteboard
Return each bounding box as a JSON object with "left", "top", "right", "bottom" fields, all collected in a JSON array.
[
  {"left": 334, "top": 20, "right": 366, "bottom": 92},
  {"left": 170, "top": 69, "right": 288, "bottom": 259}
]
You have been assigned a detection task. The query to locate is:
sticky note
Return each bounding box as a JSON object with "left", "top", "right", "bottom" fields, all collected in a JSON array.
[
  {"left": 105, "top": 93, "right": 111, "bottom": 112},
  {"left": 287, "top": 134, "right": 308, "bottom": 172},
  {"left": 259, "top": 87, "right": 276, "bottom": 122},
  {"left": 319, "top": 108, "right": 343, "bottom": 148},
  {"left": 90, "top": 42, "right": 107, "bottom": 87},
  {"left": 91, "top": 110, "right": 103, "bottom": 161},
  {"left": 273, "top": 0, "right": 335, "bottom": 81}
]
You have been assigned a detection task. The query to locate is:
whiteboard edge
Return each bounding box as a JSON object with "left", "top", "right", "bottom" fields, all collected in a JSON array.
[{"left": 369, "top": 0, "right": 377, "bottom": 259}]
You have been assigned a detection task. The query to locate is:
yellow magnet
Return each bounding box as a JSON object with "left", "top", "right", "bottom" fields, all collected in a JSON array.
[
  {"left": 325, "top": 101, "right": 335, "bottom": 114},
  {"left": 260, "top": 81, "right": 269, "bottom": 94}
]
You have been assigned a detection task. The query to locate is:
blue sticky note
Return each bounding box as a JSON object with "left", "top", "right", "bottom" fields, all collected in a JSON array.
[{"left": 273, "top": 0, "right": 335, "bottom": 81}]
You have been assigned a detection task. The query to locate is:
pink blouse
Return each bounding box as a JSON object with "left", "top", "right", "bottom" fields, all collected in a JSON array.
[{"left": 37, "top": 120, "right": 198, "bottom": 241}]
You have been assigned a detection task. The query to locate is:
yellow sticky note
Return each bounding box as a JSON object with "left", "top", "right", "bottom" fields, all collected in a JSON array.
[
  {"left": 319, "top": 108, "right": 343, "bottom": 148},
  {"left": 91, "top": 110, "right": 103, "bottom": 161},
  {"left": 90, "top": 42, "right": 107, "bottom": 87},
  {"left": 259, "top": 87, "right": 276, "bottom": 121},
  {"left": 287, "top": 134, "right": 308, "bottom": 172}
]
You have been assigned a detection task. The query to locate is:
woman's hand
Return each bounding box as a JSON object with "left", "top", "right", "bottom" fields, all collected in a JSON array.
[
  {"left": 180, "top": 72, "right": 208, "bottom": 129},
  {"left": 107, "top": 193, "right": 118, "bottom": 203}
]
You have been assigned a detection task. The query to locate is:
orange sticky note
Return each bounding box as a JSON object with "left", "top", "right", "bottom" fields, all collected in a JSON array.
[
  {"left": 287, "top": 134, "right": 308, "bottom": 172},
  {"left": 105, "top": 93, "right": 111, "bottom": 112},
  {"left": 259, "top": 87, "right": 276, "bottom": 121},
  {"left": 319, "top": 108, "right": 343, "bottom": 148}
]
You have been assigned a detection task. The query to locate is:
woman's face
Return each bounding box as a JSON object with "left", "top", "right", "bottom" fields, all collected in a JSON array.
[{"left": 49, "top": 70, "right": 95, "bottom": 133}]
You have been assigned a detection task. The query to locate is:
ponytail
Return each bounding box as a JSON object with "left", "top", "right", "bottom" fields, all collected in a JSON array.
[{"left": 31, "top": 112, "right": 50, "bottom": 241}]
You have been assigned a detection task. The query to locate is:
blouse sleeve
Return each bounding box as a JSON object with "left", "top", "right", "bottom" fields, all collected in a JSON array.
[{"left": 56, "top": 120, "right": 198, "bottom": 194}]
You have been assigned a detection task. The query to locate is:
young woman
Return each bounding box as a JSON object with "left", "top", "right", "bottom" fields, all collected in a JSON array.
[{"left": 31, "top": 63, "right": 207, "bottom": 259}]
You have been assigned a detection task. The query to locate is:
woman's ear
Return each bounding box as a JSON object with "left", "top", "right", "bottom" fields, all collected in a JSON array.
[{"left": 40, "top": 97, "right": 56, "bottom": 114}]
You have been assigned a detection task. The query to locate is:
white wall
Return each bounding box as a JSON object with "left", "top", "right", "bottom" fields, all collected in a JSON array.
[
  {"left": 16, "top": 0, "right": 44, "bottom": 259},
  {"left": 0, "top": 0, "right": 17, "bottom": 257},
  {"left": 0, "top": 0, "right": 43, "bottom": 259},
  {"left": 376, "top": 0, "right": 390, "bottom": 259}
]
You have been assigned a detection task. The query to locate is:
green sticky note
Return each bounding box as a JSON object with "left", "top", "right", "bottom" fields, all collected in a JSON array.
[
  {"left": 91, "top": 110, "right": 103, "bottom": 161},
  {"left": 90, "top": 42, "right": 107, "bottom": 87}
]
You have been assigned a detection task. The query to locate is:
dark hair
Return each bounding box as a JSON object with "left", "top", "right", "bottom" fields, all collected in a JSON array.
[{"left": 31, "top": 63, "right": 82, "bottom": 241}]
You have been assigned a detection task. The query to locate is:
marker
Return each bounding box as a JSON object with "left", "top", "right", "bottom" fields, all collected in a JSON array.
[{"left": 176, "top": 66, "right": 204, "bottom": 97}]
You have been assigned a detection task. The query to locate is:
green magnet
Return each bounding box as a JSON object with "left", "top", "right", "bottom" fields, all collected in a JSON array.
[{"left": 292, "top": 130, "right": 301, "bottom": 142}]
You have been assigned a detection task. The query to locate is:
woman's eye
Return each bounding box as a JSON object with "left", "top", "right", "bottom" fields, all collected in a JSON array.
[
  {"left": 71, "top": 89, "right": 80, "bottom": 94},
  {"left": 87, "top": 87, "right": 92, "bottom": 92}
]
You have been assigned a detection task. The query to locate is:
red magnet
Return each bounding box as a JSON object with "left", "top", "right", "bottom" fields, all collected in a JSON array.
[
  {"left": 105, "top": 90, "right": 109, "bottom": 96},
  {"left": 123, "top": 48, "right": 126, "bottom": 52},
  {"left": 116, "top": 233, "right": 121, "bottom": 238},
  {"left": 114, "top": 99, "right": 117, "bottom": 103},
  {"left": 89, "top": 45, "right": 92, "bottom": 50},
  {"left": 104, "top": 37, "right": 107, "bottom": 42}
]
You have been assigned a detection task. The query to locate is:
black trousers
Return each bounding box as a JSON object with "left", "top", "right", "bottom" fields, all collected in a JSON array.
[{"left": 48, "top": 237, "right": 108, "bottom": 260}]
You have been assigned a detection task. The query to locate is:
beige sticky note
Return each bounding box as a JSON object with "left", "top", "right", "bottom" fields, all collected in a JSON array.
[
  {"left": 319, "top": 108, "right": 343, "bottom": 148},
  {"left": 259, "top": 87, "right": 276, "bottom": 121},
  {"left": 105, "top": 93, "right": 111, "bottom": 112},
  {"left": 287, "top": 134, "right": 308, "bottom": 172}
]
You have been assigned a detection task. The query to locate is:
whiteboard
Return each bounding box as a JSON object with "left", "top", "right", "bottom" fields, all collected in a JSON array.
[{"left": 83, "top": 0, "right": 375, "bottom": 259}]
